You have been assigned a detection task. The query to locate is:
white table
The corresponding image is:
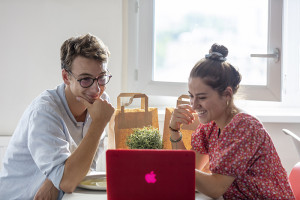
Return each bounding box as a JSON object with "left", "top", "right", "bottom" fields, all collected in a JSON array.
[{"left": 63, "top": 188, "right": 221, "bottom": 200}]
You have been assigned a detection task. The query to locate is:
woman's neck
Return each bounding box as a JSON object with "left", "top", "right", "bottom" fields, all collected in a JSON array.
[{"left": 217, "top": 106, "right": 239, "bottom": 130}]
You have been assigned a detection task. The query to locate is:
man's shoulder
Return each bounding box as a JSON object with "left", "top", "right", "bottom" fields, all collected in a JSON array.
[{"left": 29, "top": 84, "right": 65, "bottom": 114}]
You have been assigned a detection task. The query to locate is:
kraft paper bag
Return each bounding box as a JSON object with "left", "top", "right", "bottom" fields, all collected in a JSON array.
[
  {"left": 162, "top": 95, "right": 200, "bottom": 150},
  {"left": 108, "top": 93, "right": 159, "bottom": 149}
]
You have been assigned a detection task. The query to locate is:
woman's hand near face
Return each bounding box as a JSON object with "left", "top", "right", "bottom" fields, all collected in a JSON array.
[{"left": 169, "top": 104, "right": 196, "bottom": 130}]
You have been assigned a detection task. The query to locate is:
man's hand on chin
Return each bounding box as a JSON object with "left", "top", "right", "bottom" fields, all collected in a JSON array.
[{"left": 34, "top": 179, "right": 59, "bottom": 200}]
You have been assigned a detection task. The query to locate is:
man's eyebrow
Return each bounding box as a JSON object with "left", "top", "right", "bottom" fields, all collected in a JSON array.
[
  {"left": 99, "top": 71, "right": 107, "bottom": 75},
  {"left": 78, "top": 71, "right": 107, "bottom": 77},
  {"left": 78, "top": 73, "right": 93, "bottom": 77}
]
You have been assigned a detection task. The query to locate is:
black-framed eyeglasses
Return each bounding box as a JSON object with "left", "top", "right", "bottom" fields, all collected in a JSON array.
[{"left": 66, "top": 70, "right": 112, "bottom": 88}]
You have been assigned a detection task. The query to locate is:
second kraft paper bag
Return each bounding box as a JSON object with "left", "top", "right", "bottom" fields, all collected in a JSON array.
[{"left": 162, "top": 95, "right": 200, "bottom": 150}]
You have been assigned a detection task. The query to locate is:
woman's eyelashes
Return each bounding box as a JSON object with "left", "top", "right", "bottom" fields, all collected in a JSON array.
[{"left": 190, "top": 95, "right": 207, "bottom": 102}]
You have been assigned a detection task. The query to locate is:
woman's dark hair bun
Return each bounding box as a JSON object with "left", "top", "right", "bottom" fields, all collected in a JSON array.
[{"left": 209, "top": 43, "right": 228, "bottom": 58}]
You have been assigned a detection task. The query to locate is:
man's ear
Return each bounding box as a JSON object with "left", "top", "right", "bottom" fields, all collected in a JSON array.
[{"left": 62, "top": 69, "right": 70, "bottom": 85}]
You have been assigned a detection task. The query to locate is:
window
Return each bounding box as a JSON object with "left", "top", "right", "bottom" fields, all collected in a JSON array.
[
  {"left": 125, "top": 0, "right": 300, "bottom": 109},
  {"left": 154, "top": 0, "right": 269, "bottom": 86}
]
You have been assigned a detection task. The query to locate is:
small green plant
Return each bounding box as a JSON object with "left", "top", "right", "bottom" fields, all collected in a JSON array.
[{"left": 126, "top": 126, "right": 163, "bottom": 149}]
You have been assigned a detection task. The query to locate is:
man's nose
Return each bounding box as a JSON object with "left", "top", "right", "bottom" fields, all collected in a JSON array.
[{"left": 90, "top": 80, "right": 101, "bottom": 93}]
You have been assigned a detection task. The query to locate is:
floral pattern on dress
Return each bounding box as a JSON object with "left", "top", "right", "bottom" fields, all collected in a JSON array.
[{"left": 191, "top": 113, "right": 295, "bottom": 199}]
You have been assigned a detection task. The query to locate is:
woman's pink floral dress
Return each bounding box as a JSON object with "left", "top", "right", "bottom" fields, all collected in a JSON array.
[{"left": 192, "top": 113, "right": 295, "bottom": 199}]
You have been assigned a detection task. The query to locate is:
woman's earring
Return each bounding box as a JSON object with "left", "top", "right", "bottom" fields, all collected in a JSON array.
[{"left": 226, "top": 101, "right": 229, "bottom": 107}]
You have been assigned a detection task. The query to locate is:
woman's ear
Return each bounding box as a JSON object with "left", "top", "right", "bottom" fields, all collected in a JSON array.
[
  {"left": 62, "top": 69, "right": 70, "bottom": 85},
  {"left": 223, "top": 87, "right": 233, "bottom": 100}
]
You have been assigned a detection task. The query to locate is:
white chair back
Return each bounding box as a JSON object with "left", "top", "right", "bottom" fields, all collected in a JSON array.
[{"left": 282, "top": 129, "right": 300, "bottom": 159}]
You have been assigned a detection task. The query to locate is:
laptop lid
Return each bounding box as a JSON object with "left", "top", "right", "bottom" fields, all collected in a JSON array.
[{"left": 106, "top": 149, "right": 195, "bottom": 200}]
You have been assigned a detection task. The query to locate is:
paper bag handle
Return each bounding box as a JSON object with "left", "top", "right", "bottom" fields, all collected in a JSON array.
[
  {"left": 176, "top": 94, "right": 190, "bottom": 107},
  {"left": 117, "top": 93, "right": 148, "bottom": 113}
]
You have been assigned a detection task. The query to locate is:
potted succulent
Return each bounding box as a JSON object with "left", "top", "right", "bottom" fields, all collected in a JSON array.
[{"left": 126, "top": 126, "right": 163, "bottom": 149}]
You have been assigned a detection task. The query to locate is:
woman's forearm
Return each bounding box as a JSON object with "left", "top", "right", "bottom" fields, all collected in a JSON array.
[{"left": 195, "top": 169, "right": 235, "bottom": 199}]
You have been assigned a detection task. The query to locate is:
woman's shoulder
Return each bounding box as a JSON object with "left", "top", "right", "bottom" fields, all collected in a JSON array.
[
  {"left": 229, "top": 112, "right": 264, "bottom": 132},
  {"left": 233, "top": 112, "right": 261, "bottom": 124}
]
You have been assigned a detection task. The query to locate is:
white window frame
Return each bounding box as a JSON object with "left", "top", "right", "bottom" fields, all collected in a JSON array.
[
  {"left": 126, "top": 0, "right": 283, "bottom": 101},
  {"left": 124, "top": 0, "right": 300, "bottom": 119}
]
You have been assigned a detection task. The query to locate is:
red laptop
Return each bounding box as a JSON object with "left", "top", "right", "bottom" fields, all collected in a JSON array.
[{"left": 106, "top": 149, "right": 195, "bottom": 200}]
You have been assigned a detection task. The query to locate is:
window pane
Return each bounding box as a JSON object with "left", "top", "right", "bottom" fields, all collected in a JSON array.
[{"left": 154, "top": 0, "right": 268, "bottom": 85}]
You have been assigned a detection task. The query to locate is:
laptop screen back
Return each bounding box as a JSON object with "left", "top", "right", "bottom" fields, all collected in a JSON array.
[{"left": 106, "top": 149, "right": 195, "bottom": 200}]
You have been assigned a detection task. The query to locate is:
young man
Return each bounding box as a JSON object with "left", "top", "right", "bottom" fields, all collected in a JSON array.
[{"left": 0, "top": 34, "right": 115, "bottom": 199}]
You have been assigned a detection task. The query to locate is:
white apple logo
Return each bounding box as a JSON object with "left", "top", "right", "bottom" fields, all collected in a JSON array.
[{"left": 145, "top": 171, "right": 157, "bottom": 183}]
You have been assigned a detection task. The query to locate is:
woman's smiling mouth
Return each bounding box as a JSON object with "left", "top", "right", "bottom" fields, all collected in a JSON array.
[{"left": 197, "top": 110, "right": 207, "bottom": 116}]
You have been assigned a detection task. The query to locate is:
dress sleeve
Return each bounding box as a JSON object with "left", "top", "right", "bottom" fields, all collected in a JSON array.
[
  {"left": 211, "top": 117, "right": 266, "bottom": 178},
  {"left": 191, "top": 123, "right": 211, "bottom": 154},
  {"left": 27, "top": 105, "right": 70, "bottom": 190}
]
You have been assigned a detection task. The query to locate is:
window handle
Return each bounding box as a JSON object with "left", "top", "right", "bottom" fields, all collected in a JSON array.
[{"left": 250, "top": 48, "right": 280, "bottom": 63}]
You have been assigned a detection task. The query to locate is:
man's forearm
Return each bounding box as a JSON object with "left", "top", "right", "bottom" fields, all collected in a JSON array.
[
  {"left": 34, "top": 179, "right": 59, "bottom": 200},
  {"left": 59, "top": 121, "right": 106, "bottom": 192}
]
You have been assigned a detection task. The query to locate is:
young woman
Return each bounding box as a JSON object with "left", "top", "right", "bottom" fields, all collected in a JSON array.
[{"left": 169, "top": 44, "right": 295, "bottom": 199}]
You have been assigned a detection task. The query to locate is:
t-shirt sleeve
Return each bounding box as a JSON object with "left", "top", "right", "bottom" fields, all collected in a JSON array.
[
  {"left": 211, "top": 118, "right": 266, "bottom": 177},
  {"left": 27, "top": 106, "right": 70, "bottom": 190}
]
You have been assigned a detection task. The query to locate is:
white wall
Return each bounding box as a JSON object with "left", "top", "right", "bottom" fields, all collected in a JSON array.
[{"left": 0, "top": 0, "right": 123, "bottom": 135}]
